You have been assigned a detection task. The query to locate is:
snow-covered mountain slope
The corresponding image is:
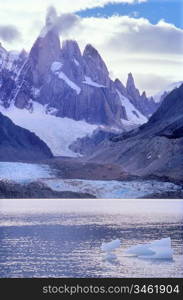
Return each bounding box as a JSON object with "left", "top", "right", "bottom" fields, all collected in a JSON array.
[
  {"left": 153, "top": 81, "right": 183, "bottom": 103},
  {"left": 0, "top": 103, "right": 97, "bottom": 157}
]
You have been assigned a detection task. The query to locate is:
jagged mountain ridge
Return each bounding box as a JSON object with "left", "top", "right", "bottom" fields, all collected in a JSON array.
[{"left": 0, "top": 21, "right": 157, "bottom": 129}]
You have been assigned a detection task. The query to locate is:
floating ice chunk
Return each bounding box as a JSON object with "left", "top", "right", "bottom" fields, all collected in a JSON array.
[
  {"left": 125, "top": 244, "right": 155, "bottom": 256},
  {"left": 101, "top": 239, "right": 120, "bottom": 252},
  {"left": 105, "top": 252, "right": 117, "bottom": 261},
  {"left": 147, "top": 237, "right": 173, "bottom": 260},
  {"left": 150, "top": 237, "right": 171, "bottom": 248},
  {"left": 142, "top": 247, "right": 173, "bottom": 260},
  {"left": 125, "top": 238, "right": 173, "bottom": 260}
]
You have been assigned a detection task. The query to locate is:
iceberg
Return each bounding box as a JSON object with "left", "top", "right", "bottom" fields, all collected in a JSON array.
[
  {"left": 101, "top": 239, "right": 121, "bottom": 253},
  {"left": 125, "top": 244, "right": 156, "bottom": 256},
  {"left": 105, "top": 252, "right": 117, "bottom": 261},
  {"left": 125, "top": 238, "right": 173, "bottom": 260}
]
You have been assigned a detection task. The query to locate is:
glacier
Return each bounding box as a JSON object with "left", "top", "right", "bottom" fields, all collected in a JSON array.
[
  {"left": 42, "top": 178, "right": 180, "bottom": 199},
  {"left": 0, "top": 162, "right": 54, "bottom": 183},
  {"left": 0, "top": 103, "right": 97, "bottom": 157}
]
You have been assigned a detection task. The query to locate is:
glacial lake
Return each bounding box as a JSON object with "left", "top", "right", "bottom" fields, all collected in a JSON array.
[{"left": 0, "top": 199, "right": 183, "bottom": 278}]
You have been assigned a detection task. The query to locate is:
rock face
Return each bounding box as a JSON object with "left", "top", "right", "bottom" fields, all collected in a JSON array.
[
  {"left": 89, "top": 84, "right": 183, "bottom": 181},
  {"left": 0, "top": 18, "right": 157, "bottom": 129},
  {"left": 0, "top": 112, "right": 53, "bottom": 161}
]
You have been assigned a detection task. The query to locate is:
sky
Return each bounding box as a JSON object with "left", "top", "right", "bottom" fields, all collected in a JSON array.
[{"left": 0, "top": 0, "right": 182, "bottom": 95}]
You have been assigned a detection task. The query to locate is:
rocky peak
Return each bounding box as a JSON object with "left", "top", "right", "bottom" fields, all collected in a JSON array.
[
  {"left": 114, "top": 79, "right": 128, "bottom": 97},
  {"left": 19, "top": 49, "right": 28, "bottom": 60},
  {"left": 83, "top": 44, "right": 100, "bottom": 58},
  {"left": 141, "top": 91, "right": 147, "bottom": 98},
  {"left": 29, "top": 29, "right": 61, "bottom": 86},
  {"left": 126, "top": 72, "right": 140, "bottom": 100},
  {"left": 83, "top": 44, "right": 109, "bottom": 86},
  {"left": 126, "top": 72, "right": 136, "bottom": 91},
  {"left": 62, "top": 40, "right": 82, "bottom": 61},
  {"left": 46, "top": 6, "right": 58, "bottom": 27}
]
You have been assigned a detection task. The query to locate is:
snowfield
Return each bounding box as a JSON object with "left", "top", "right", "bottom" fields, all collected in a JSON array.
[{"left": 0, "top": 103, "right": 97, "bottom": 157}]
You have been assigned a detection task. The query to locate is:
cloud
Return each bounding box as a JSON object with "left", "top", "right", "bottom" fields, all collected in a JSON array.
[
  {"left": 56, "top": 13, "right": 81, "bottom": 34},
  {"left": 62, "top": 15, "right": 183, "bottom": 94},
  {"left": 134, "top": 73, "right": 173, "bottom": 96},
  {"left": 44, "top": 6, "right": 81, "bottom": 35},
  {"left": 0, "top": 25, "right": 21, "bottom": 43},
  {"left": 0, "top": 3, "right": 182, "bottom": 94},
  {"left": 106, "top": 18, "right": 183, "bottom": 55}
]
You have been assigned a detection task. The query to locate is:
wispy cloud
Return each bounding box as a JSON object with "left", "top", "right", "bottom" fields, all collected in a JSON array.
[
  {"left": 45, "top": 6, "right": 81, "bottom": 35},
  {"left": 0, "top": 1, "right": 182, "bottom": 94},
  {"left": 0, "top": 25, "right": 21, "bottom": 42}
]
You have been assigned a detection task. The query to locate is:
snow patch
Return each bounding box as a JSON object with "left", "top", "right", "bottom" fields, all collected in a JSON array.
[
  {"left": 83, "top": 76, "right": 106, "bottom": 88},
  {"left": 51, "top": 63, "right": 81, "bottom": 95},
  {"left": 0, "top": 103, "right": 97, "bottom": 157},
  {"left": 51, "top": 61, "right": 63, "bottom": 72},
  {"left": 58, "top": 71, "right": 81, "bottom": 95},
  {"left": 74, "top": 59, "right": 80, "bottom": 66}
]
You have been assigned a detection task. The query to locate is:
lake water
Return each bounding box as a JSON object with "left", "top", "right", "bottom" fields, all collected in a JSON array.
[{"left": 0, "top": 199, "right": 183, "bottom": 278}]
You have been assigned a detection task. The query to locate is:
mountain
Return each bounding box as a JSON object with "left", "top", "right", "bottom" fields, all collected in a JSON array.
[
  {"left": 0, "top": 112, "right": 53, "bottom": 161},
  {"left": 0, "top": 16, "right": 159, "bottom": 157},
  {"left": 153, "top": 81, "right": 183, "bottom": 103},
  {"left": 89, "top": 84, "right": 183, "bottom": 181}
]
